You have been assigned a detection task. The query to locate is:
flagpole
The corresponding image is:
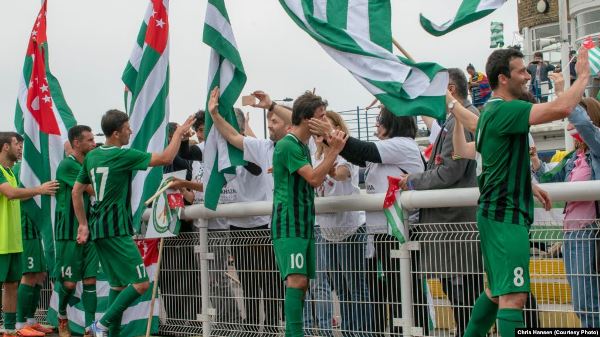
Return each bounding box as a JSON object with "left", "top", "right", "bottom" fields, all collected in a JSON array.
[
  {"left": 558, "top": 0, "right": 574, "bottom": 151},
  {"left": 392, "top": 38, "right": 415, "bottom": 62},
  {"left": 366, "top": 38, "right": 415, "bottom": 108},
  {"left": 145, "top": 238, "right": 165, "bottom": 337}
]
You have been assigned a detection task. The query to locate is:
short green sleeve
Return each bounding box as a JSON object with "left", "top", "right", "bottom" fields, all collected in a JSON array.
[
  {"left": 121, "top": 149, "right": 152, "bottom": 171},
  {"left": 494, "top": 100, "right": 532, "bottom": 135},
  {"left": 76, "top": 158, "right": 91, "bottom": 184},
  {"left": 57, "top": 159, "right": 80, "bottom": 188},
  {"left": 280, "top": 139, "right": 310, "bottom": 174},
  {"left": 0, "top": 173, "right": 8, "bottom": 185}
]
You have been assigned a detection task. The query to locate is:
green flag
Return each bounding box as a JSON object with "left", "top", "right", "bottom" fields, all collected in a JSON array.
[
  {"left": 490, "top": 21, "right": 504, "bottom": 48},
  {"left": 202, "top": 0, "right": 247, "bottom": 210},
  {"left": 420, "top": 0, "right": 507, "bottom": 36},
  {"left": 15, "top": 0, "right": 76, "bottom": 271},
  {"left": 122, "top": 0, "right": 171, "bottom": 230},
  {"left": 280, "top": 0, "right": 448, "bottom": 120}
]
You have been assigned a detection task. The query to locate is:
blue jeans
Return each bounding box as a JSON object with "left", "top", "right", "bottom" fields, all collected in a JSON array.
[
  {"left": 563, "top": 224, "right": 600, "bottom": 328},
  {"left": 304, "top": 226, "right": 372, "bottom": 336}
]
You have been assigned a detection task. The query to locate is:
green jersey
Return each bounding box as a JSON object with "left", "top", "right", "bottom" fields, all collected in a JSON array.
[
  {"left": 76, "top": 146, "right": 151, "bottom": 240},
  {"left": 12, "top": 163, "right": 38, "bottom": 240},
  {"left": 271, "top": 134, "right": 315, "bottom": 240},
  {"left": 55, "top": 155, "right": 89, "bottom": 241},
  {"left": 475, "top": 98, "right": 533, "bottom": 226}
]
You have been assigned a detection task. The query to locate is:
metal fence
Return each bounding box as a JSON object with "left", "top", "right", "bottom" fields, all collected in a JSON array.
[{"left": 4, "top": 181, "right": 600, "bottom": 337}]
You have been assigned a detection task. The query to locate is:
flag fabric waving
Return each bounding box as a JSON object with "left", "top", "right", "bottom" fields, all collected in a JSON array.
[
  {"left": 383, "top": 176, "right": 407, "bottom": 243},
  {"left": 47, "top": 239, "right": 160, "bottom": 336},
  {"left": 590, "top": 47, "right": 600, "bottom": 76},
  {"left": 14, "top": 0, "right": 76, "bottom": 270},
  {"left": 202, "top": 0, "right": 247, "bottom": 210},
  {"left": 122, "top": 0, "right": 171, "bottom": 231},
  {"left": 420, "top": 0, "right": 507, "bottom": 37},
  {"left": 280, "top": 0, "right": 448, "bottom": 120},
  {"left": 490, "top": 21, "right": 504, "bottom": 48}
]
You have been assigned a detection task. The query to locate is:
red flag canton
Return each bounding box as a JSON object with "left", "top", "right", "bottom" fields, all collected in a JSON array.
[
  {"left": 383, "top": 176, "right": 402, "bottom": 209},
  {"left": 145, "top": 0, "right": 169, "bottom": 54},
  {"left": 26, "top": 0, "right": 60, "bottom": 135}
]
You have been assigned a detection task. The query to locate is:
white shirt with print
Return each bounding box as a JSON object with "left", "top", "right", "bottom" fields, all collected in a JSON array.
[{"left": 364, "top": 137, "right": 424, "bottom": 234}]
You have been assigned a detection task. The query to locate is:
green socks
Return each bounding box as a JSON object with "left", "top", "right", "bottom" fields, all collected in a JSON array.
[
  {"left": 284, "top": 287, "right": 305, "bottom": 337},
  {"left": 16, "top": 284, "right": 34, "bottom": 326},
  {"left": 3, "top": 312, "right": 17, "bottom": 330},
  {"left": 497, "top": 308, "right": 524, "bottom": 337},
  {"left": 82, "top": 284, "right": 98, "bottom": 327},
  {"left": 58, "top": 283, "right": 75, "bottom": 317},
  {"left": 100, "top": 287, "right": 142, "bottom": 337},
  {"left": 464, "top": 292, "right": 499, "bottom": 337},
  {"left": 28, "top": 284, "right": 42, "bottom": 322}
]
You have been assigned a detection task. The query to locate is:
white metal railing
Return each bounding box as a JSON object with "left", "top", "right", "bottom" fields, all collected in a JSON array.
[{"left": 141, "top": 180, "right": 600, "bottom": 337}]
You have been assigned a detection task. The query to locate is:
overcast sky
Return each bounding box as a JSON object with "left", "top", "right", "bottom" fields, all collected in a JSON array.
[{"left": 0, "top": 0, "right": 519, "bottom": 138}]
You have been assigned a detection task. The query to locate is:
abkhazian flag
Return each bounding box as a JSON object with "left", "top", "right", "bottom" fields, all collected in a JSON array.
[
  {"left": 280, "top": 0, "right": 448, "bottom": 120},
  {"left": 590, "top": 47, "right": 600, "bottom": 76},
  {"left": 202, "top": 0, "right": 247, "bottom": 210},
  {"left": 122, "top": 0, "right": 170, "bottom": 230},
  {"left": 14, "top": 0, "right": 76, "bottom": 271},
  {"left": 47, "top": 239, "right": 160, "bottom": 336},
  {"left": 423, "top": 279, "right": 437, "bottom": 331},
  {"left": 383, "top": 176, "right": 406, "bottom": 243},
  {"left": 490, "top": 21, "right": 504, "bottom": 48},
  {"left": 420, "top": 0, "right": 507, "bottom": 36}
]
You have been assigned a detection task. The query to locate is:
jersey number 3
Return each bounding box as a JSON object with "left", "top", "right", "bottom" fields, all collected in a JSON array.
[{"left": 90, "top": 167, "right": 109, "bottom": 201}]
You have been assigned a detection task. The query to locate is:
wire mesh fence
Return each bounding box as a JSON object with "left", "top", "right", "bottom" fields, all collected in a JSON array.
[{"left": 2, "top": 216, "right": 598, "bottom": 336}]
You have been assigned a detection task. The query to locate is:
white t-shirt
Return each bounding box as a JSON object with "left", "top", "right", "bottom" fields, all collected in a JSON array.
[
  {"left": 364, "top": 137, "right": 424, "bottom": 233},
  {"left": 191, "top": 143, "right": 205, "bottom": 205},
  {"left": 315, "top": 155, "right": 365, "bottom": 241},
  {"left": 190, "top": 142, "right": 237, "bottom": 230},
  {"left": 243, "top": 137, "right": 275, "bottom": 194},
  {"left": 207, "top": 137, "right": 274, "bottom": 229}
]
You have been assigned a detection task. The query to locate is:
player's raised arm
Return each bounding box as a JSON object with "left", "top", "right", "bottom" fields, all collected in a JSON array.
[{"left": 150, "top": 115, "right": 196, "bottom": 167}]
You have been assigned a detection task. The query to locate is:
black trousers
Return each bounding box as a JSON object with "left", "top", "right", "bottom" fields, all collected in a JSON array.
[
  {"left": 367, "top": 234, "right": 430, "bottom": 336},
  {"left": 230, "top": 225, "right": 284, "bottom": 331}
]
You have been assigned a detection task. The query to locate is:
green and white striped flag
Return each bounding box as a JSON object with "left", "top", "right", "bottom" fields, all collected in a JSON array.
[
  {"left": 590, "top": 47, "right": 600, "bottom": 76},
  {"left": 47, "top": 239, "right": 160, "bottom": 336},
  {"left": 202, "top": 0, "right": 247, "bottom": 210},
  {"left": 280, "top": 0, "right": 448, "bottom": 120},
  {"left": 383, "top": 176, "right": 406, "bottom": 243},
  {"left": 490, "top": 21, "right": 504, "bottom": 48},
  {"left": 423, "top": 279, "right": 437, "bottom": 331},
  {"left": 420, "top": 0, "right": 507, "bottom": 36},
  {"left": 14, "top": 0, "right": 76, "bottom": 271},
  {"left": 122, "top": 0, "right": 170, "bottom": 230}
]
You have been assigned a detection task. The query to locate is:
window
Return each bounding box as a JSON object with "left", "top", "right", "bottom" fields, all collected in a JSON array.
[{"left": 575, "top": 9, "right": 600, "bottom": 40}]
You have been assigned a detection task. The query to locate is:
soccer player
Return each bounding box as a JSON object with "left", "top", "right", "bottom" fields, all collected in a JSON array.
[
  {"left": 457, "top": 47, "right": 590, "bottom": 337},
  {"left": 54, "top": 125, "right": 97, "bottom": 337},
  {"left": 268, "top": 92, "right": 346, "bottom": 337},
  {"left": 14, "top": 178, "right": 54, "bottom": 337},
  {"left": 0, "top": 132, "right": 58, "bottom": 337},
  {"left": 72, "top": 110, "right": 194, "bottom": 337}
]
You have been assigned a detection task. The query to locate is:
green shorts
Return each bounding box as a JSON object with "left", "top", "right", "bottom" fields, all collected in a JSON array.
[
  {"left": 0, "top": 253, "right": 22, "bottom": 282},
  {"left": 273, "top": 237, "right": 315, "bottom": 280},
  {"left": 95, "top": 236, "right": 149, "bottom": 287},
  {"left": 22, "top": 239, "right": 47, "bottom": 274},
  {"left": 55, "top": 240, "right": 99, "bottom": 282},
  {"left": 478, "top": 214, "right": 531, "bottom": 297}
]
